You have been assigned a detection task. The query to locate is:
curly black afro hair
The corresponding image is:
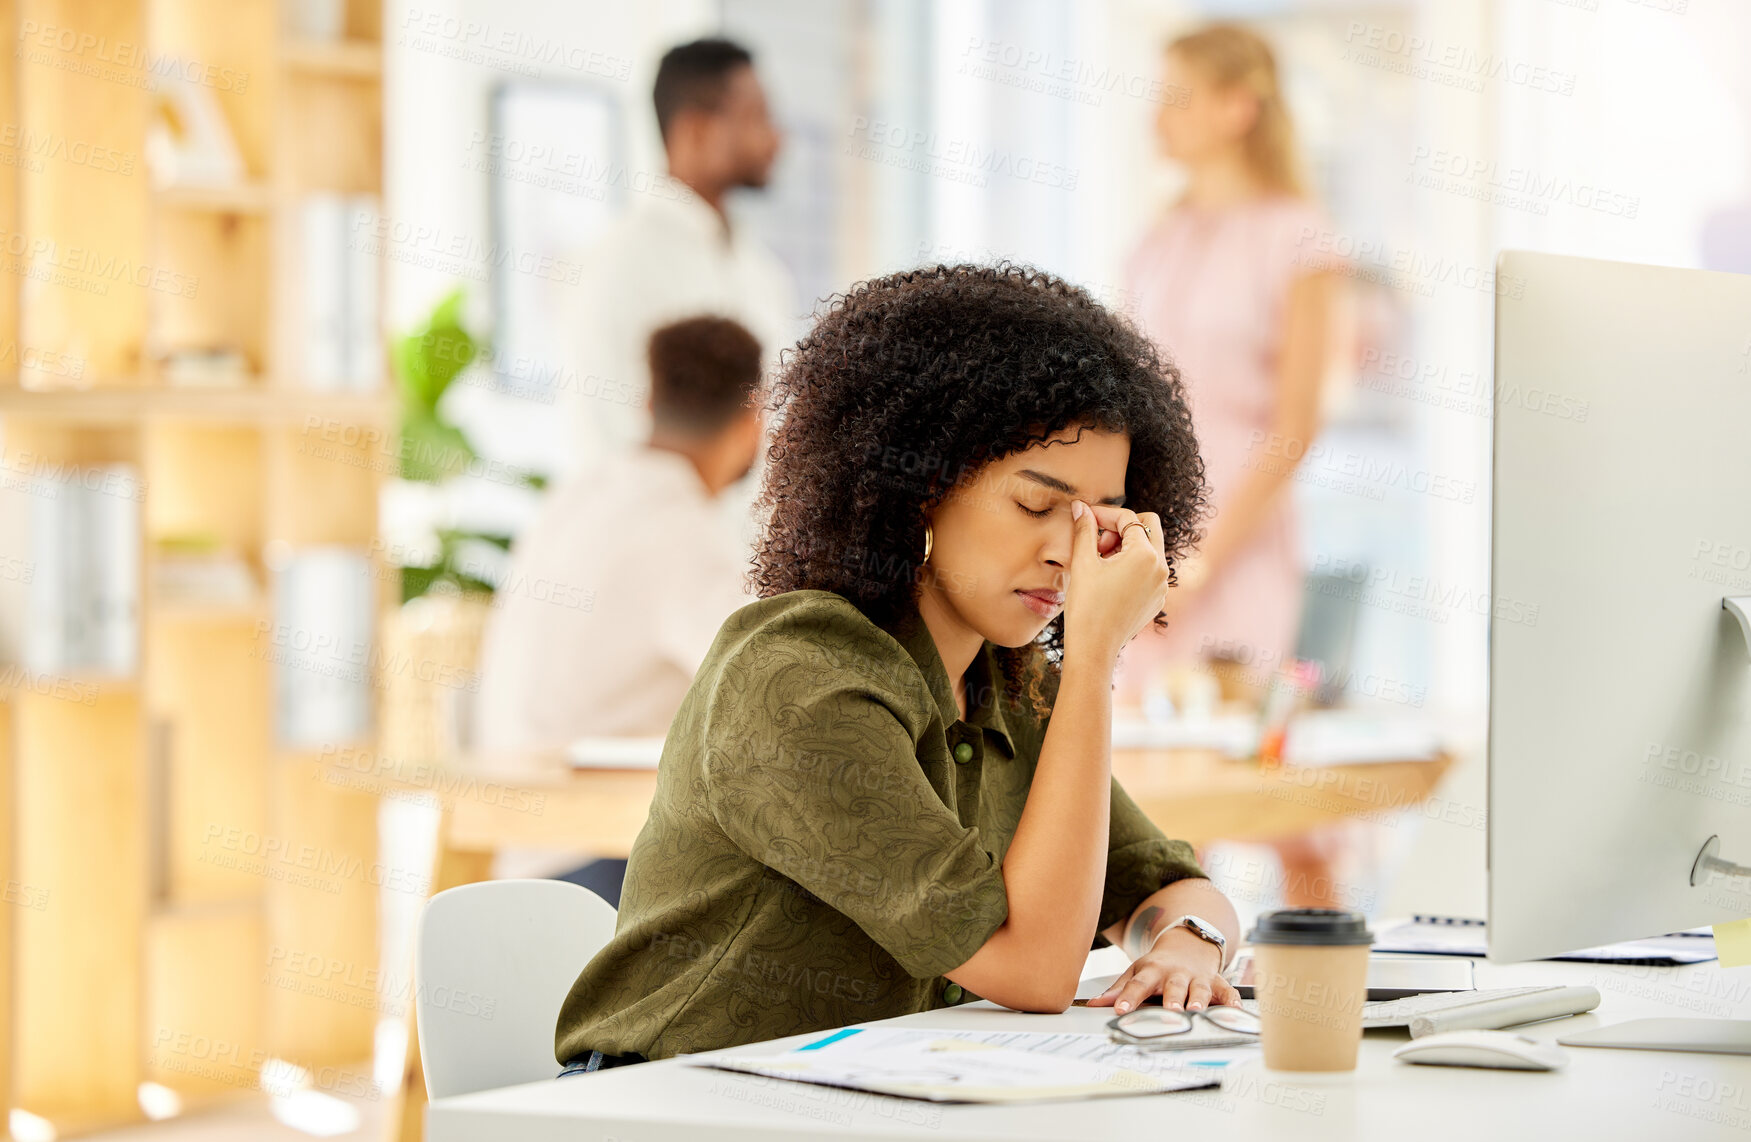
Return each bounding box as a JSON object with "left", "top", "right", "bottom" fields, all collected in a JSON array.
[{"left": 750, "top": 262, "right": 1208, "bottom": 716}]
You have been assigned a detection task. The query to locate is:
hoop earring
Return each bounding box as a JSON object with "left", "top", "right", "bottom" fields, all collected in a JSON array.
[{"left": 922, "top": 522, "right": 933, "bottom": 565}]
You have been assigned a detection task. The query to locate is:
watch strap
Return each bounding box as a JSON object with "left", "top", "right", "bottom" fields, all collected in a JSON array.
[{"left": 1153, "top": 913, "right": 1229, "bottom": 971}]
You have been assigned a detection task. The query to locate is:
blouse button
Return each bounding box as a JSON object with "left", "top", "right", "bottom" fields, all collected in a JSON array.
[
  {"left": 953, "top": 742, "right": 974, "bottom": 764},
  {"left": 943, "top": 982, "right": 964, "bottom": 1004}
]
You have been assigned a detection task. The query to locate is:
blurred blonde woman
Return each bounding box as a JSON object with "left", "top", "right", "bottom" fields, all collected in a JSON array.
[{"left": 1116, "top": 23, "right": 1351, "bottom": 907}]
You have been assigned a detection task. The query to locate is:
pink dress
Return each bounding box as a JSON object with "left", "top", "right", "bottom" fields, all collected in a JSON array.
[{"left": 1114, "top": 196, "right": 1339, "bottom": 696}]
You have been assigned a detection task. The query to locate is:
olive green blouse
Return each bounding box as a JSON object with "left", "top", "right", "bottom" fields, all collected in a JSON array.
[{"left": 553, "top": 589, "right": 1208, "bottom": 1064}]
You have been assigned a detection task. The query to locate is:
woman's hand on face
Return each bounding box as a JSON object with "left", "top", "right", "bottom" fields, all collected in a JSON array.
[
  {"left": 1063, "top": 500, "right": 1170, "bottom": 667},
  {"left": 1086, "top": 927, "right": 1243, "bottom": 1015}
]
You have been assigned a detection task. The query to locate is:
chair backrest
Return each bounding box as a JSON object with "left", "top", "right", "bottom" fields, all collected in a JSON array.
[{"left": 416, "top": 879, "right": 618, "bottom": 1098}]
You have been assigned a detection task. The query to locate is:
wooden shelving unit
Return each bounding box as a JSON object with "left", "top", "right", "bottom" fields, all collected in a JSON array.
[
  {"left": 0, "top": 1, "right": 390, "bottom": 1135},
  {"left": 0, "top": 385, "right": 393, "bottom": 423}
]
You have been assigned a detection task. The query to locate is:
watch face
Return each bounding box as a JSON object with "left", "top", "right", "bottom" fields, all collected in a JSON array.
[{"left": 1186, "top": 917, "right": 1223, "bottom": 944}]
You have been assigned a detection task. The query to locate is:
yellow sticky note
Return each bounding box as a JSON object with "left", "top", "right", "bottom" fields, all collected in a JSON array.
[{"left": 1712, "top": 918, "right": 1751, "bottom": 967}]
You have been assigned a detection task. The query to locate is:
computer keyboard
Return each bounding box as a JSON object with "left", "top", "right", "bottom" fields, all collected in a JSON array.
[
  {"left": 1236, "top": 986, "right": 1562, "bottom": 1029},
  {"left": 1358, "top": 986, "right": 1561, "bottom": 1028}
]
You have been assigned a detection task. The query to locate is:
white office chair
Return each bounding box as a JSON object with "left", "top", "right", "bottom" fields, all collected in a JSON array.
[{"left": 416, "top": 878, "right": 618, "bottom": 1098}]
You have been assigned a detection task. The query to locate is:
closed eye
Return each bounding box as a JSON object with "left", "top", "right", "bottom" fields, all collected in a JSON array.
[{"left": 1017, "top": 503, "right": 1052, "bottom": 518}]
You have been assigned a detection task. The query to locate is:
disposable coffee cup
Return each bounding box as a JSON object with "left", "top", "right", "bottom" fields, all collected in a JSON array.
[{"left": 1245, "top": 909, "right": 1373, "bottom": 1072}]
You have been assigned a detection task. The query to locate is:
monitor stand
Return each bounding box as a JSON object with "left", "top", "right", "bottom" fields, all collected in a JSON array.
[{"left": 1560, "top": 1019, "right": 1751, "bottom": 1055}]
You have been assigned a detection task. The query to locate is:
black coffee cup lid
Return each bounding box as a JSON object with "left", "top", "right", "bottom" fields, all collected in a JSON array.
[{"left": 1245, "top": 908, "right": 1374, "bottom": 946}]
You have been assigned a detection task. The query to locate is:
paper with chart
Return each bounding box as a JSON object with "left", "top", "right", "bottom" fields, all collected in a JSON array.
[{"left": 684, "top": 1026, "right": 1248, "bottom": 1104}]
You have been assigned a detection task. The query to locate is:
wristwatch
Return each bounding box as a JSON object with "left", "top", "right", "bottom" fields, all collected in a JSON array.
[{"left": 1154, "top": 914, "right": 1229, "bottom": 971}]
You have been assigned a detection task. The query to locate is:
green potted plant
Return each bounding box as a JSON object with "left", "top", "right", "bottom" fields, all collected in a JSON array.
[
  {"left": 390, "top": 286, "right": 516, "bottom": 602},
  {"left": 380, "top": 286, "right": 530, "bottom": 759}
]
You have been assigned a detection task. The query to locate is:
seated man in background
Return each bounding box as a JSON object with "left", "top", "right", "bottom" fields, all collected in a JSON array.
[{"left": 474, "top": 315, "right": 765, "bottom": 904}]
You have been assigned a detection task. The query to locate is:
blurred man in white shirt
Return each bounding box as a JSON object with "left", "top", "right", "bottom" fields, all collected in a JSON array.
[
  {"left": 562, "top": 37, "right": 797, "bottom": 525},
  {"left": 474, "top": 317, "right": 764, "bottom": 902},
  {"left": 476, "top": 315, "right": 764, "bottom": 752}
]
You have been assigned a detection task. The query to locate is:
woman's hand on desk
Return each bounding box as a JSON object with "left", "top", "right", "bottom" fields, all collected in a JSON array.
[{"left": 1085, "top": 926, "right": 1243, "bottom": 1016}]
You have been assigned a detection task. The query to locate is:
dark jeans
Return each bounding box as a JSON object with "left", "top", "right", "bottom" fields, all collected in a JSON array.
[
  {"left": 552, "top": 859, "right": 634, "bottom": 1080},
  {"left": 557, "top": 1049, "right": 647, "bottom": 1078},
  {"left": 553, "top": 858, "right": 628, "bottom": 909}
]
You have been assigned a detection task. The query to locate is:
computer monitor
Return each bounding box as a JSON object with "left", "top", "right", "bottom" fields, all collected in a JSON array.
[{"left": 1489, "top": 252, "right": 1751, "bottom": 1004}]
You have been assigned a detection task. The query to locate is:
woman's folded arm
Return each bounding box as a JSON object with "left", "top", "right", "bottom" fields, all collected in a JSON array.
[{"left": 943, "top": 653, "right": 1117, "bottom": 1011}]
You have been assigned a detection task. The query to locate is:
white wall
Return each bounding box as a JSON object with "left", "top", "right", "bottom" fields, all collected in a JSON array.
[{"left": 386, "top": 0, "right": 713, "bottom": 329}]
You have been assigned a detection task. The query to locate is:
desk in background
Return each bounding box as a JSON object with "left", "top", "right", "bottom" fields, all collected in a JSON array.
[{"left": 368, "top": 743, "right": 1453, "bottom": 857}]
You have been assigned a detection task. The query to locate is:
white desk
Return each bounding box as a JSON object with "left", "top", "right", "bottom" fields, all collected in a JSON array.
[{"left": 426, "top": 955, "right": 1751, "bottom": 1141}]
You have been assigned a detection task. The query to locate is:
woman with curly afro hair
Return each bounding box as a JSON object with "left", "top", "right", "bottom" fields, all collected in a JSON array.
[{"left": 553, "top": 264, "right": 1244, "bottom": 1073}]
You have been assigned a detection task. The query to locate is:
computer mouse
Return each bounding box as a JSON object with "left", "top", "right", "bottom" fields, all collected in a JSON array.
[{"left": 1392, "top": 1030, "right": 1569, "bottom": 1071}]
